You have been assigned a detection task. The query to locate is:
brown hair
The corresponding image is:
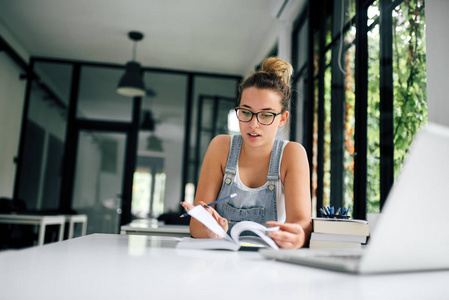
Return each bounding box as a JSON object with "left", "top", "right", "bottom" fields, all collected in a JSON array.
[{"left": 237, "top": 57, "right": 293, "bottom": 112}]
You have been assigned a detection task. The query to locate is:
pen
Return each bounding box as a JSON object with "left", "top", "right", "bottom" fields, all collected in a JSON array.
[
  {"left": 319, "top": 208, "right": 327, "bottom": 216},
  {"left": 179, "top": 193, "right": 238, "bottom": 218}
]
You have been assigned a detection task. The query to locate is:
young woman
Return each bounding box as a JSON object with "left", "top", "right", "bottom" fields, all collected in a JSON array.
[{"left": 182, "top": 57, "right": 311, "bottom": 249}]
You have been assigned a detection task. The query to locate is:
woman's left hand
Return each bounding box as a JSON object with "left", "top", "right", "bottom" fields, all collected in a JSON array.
[{"left": 265, "top": 221, "right": 306, "bottom": 249}]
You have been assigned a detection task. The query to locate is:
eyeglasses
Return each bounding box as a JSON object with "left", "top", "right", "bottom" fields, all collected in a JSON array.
[{"left": 235, "top": 108, "right": 282, "bottom": 126}]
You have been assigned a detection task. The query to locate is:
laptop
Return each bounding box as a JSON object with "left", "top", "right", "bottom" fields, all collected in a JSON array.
[{"left": 260, "top": 122, "right": 449, "bottom": 274}]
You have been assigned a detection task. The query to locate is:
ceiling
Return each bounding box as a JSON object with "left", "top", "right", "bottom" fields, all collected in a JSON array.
[{"left": 0, "top": 0, "right": 305, "bottom": 76}]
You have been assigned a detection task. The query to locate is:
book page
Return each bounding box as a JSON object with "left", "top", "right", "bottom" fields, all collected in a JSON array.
[
  {"left": 230, "top": 221, "right": 279, "bottom": 250},
  {"left": 187, "top": 205, "right": 232, "bottom": 241}
]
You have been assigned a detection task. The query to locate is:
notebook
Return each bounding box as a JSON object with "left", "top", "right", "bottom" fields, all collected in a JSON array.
[{"left": 260, "top": 122, "right": 449, "bottom": 274}]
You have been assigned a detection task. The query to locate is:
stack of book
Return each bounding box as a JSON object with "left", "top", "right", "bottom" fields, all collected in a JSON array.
[{"left": 310, "top": 217, "right": 370, "bottom": 249}]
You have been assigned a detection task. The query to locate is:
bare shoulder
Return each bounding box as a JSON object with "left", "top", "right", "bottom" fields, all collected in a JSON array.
[
  {"left": 283, "top": 141, "right": 307, "bottom": 160},
  {"left": 208, "top": 134, "right": 231, "bottom": 153},
  {"left": 281, "top": 142, "right": 309, "bottom": 184},
  {"left": 205, "top": 135, "right": 231, "bottom": 168},
  {"left": 281, "top": 141, "right": 309, "bottom": 173}
]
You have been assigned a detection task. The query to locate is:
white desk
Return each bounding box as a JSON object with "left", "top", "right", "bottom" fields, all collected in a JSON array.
[
  {"left": 0, "top": 234, "right": 448, "bottom": 300},
  {"left": 0, "top": 214, "right": 66, "bottom": 246},
  {"left": 65, "top": 214, "right": 88, "bottom": 239},
  {"left": 120, "top": 219, "right": 190, "bottom": 237}
]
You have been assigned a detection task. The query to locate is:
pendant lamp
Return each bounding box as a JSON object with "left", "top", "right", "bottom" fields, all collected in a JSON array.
[
  {"left": 117, "top": 31, "right": 146, "bottom": 97},
  {"left": 141, "top": 110, "right": 156, "bottom": 131}
]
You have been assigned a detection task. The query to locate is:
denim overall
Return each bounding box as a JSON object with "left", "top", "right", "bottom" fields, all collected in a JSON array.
[{"left": 215, "top": 135, "right": 285, "bottom": 233}]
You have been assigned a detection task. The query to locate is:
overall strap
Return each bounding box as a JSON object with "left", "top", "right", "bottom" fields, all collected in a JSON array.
[
  {"left": 223, "top": 135, "right": 243, "bottom": 175},
  {"left": 266, "top": 139, "right": 286, "bottom": 181}
]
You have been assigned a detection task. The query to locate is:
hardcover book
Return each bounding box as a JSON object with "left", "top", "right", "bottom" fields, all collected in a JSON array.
[
  {"left": 312, "top": 217, "right": 370, "bottom": 236},
  {"left": 311, "top": 232, "right": 368, "bottom": 244}
]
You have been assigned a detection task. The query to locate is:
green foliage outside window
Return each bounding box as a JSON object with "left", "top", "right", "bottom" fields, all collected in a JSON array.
[
  {"left": 392, "top": 0, "right": 427, "bottom": 178},
  {"left": 367, "top": 20, "right": 381, "bottom": 213},
  {"left": 365, "top": 0, "right": 427, "bottom": 213}
]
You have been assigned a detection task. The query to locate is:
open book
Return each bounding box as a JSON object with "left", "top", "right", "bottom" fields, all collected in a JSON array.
[{"left": 176, "top": 205, "right": 279, "bottom": 251}]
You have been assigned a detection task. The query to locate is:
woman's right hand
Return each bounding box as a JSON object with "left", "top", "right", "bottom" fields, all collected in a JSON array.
[{"left": 181, "top": 201, "right": 229, "bottom": 238}]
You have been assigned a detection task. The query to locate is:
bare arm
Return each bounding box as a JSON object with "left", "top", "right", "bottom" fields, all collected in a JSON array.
[
  {"left": 182, "top": 135, "right": 230, "bottom": 238},
  {"left": 267, "top": 142, "right": 312, "bottom": 248}
]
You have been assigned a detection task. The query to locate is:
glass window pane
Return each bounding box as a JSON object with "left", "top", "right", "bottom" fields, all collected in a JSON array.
[
  {"left": 201, "top": 99, "right": 214, "bottom": 130},
  {"left": 132, "top": 171, "right": 152, "bottom": 218},
  {"left": 348, "top": 0, "right": 357, "bottom": 21},
  {"left": 72, "top": 131, "right": 126, "bottom": 234},
  {"left": 294, "top": 78, "right": 306, "bottom": 143},
  {"left": 188, "top": 76, "right": 239, "bottom": 190},
  {"left": 368, "top": 0, "right": 380, "bottom": 27},
  {"left": 323, "top": 63, "right": 331, "bottom": 208},
  {"left": 137, "top": 72, "right": 187, "bottom": 213},
  {"left": 344, "top": 39, "right": 356, "bottom": 213},
  {"left": 218, "top": 99, "right": 236, "bottom": 134},
  {"left": 295, "top": 20, "right": 309, "bottom": 72},
  {"left": 78, "top": 66, "right": 133, "bottom": 121},
  {"left": 17, "top": 61, "right": 71, "bottom": 211}
]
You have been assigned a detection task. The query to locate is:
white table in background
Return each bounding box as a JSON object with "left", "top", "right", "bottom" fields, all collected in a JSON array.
[
  {"left": 65, "top": 214, "right": 88, "bottom": 239},
  {"left": 120, "top": 219, "right": 190, "bottom": 237},
  {"left": 0, "top": 233, "right": 448, "bottom": 300},
  {"left": 0, "top": 214, "right": 66, "bottom": 246}
]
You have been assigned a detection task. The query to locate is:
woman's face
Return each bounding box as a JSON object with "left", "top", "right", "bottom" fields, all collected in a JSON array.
[{"left": 238, "top": 87, "right": 289, "bottom": 147}]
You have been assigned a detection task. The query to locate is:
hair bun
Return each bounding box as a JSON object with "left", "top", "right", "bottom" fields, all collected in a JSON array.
[{"left": 261, "top": 57, "right": 293, "bottom": 86}]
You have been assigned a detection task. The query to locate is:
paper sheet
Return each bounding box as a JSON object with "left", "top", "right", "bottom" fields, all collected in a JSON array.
[{"left": 187, "top": 205, "right": 231, "bottom": 240}]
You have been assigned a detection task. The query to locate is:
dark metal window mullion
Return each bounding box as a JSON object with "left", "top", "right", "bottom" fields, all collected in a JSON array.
[
  {"left": 120, "top": 96, "right": 141, "bottom": 226},
  {"left": 289, "top": 6, "right": 308, "bottom": 143},
  {"left": 211, "top": 96, "right": 219, "bottom": 139},
  {"left": 353, "top": 0, "right": 369, "bottom": 220},
  {"left": 193, "top": 95, "right": 204, "bottom": 191},
  {"left": 13, "top": 58, "right": 35, "bottom": 201},
  {"left": 379, "top": 0, "right": 395, "bottom": 210},
  {"left": 180, "top": 74, "right": 194, "bottom": 211},
  {"left": 315, "top": 0, "right": 327, "bottom": 213},
  {"left": 304, "top": 1, "right": 315, "bottom": 210},
  {"left": 59, "top": 63, "right": 81, "bottom": 213},
  {"left": 330, "top": 0, "right": 346, "bottom": 210}
]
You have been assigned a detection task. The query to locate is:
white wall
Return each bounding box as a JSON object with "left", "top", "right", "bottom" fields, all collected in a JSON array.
[
  {"left": 0, "top": 54, "right": 26, "bottom": 198},
  {"left": 0, "top": 20, "right": 29, "bottom": 64},
  {"left": 0, "top": 21, "right": 30, "bottom": 198},
  {"left": 426, "top": 0, "right": 449, "bottom": 127}
]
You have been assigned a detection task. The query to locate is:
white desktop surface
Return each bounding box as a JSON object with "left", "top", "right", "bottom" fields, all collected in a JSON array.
[{"left": 0, "top": 234, "right": 448, "bottom": 300}]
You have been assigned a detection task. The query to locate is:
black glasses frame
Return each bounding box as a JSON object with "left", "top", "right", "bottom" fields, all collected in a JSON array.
[{"left": 235, "top": 108, "right": 282, "bottom": 126}]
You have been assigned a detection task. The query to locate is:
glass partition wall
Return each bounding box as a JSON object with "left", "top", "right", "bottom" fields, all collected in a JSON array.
[
  {"left": 14, "top": 58, "right": 241, "bottom": 234},
  {"left": 15, "top": 61, "right": 72, "bottom": 212},
  {"left": 134, "top": 72, "right": 188, "bottom": 218}
]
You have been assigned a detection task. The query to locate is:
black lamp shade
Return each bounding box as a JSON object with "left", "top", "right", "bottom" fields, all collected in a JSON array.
[
  {"left": 117, "top": 61, "right": 146, "bottom": 97},
  {"left": 141, "top": 111, "right": 155, "bottom": 131}
]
